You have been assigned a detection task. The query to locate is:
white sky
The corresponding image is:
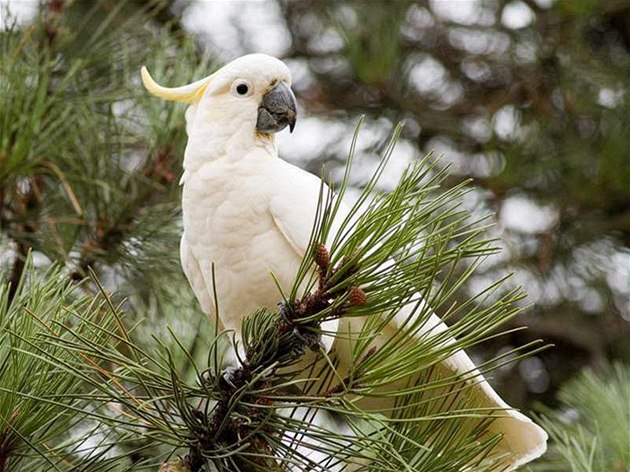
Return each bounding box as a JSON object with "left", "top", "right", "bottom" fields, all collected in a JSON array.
[
  {"left": 0, "top": 0, "right": 38, "bottom": 28},
  {"left": 181, "top": 0, "right": 291, "bottom": 59}
]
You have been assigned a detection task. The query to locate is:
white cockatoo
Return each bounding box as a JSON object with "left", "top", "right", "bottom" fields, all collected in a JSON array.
[{"left": 141, "top": 53, "right": 547, "bottom": 470}]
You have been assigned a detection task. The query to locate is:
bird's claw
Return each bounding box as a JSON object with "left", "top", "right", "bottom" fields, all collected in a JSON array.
[
  {"left": 278, "top": 300, "right": 293, "bottom": 323},
  {"left": 292, "top": 326, "right": 321, "bottom": 352},
  {"left": 198, "top": 369, "right": 213, "bottom": 386},
  {"left": 220, "top": 366, "right": 240, "bottom": 390}
]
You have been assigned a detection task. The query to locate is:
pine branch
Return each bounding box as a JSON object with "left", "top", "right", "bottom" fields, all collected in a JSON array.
[
  {"left": 0, "top": 411, "right": 19, "bottom": 472},
  {"left": 1, "top": 121, "right": 542, "bottom": 471},
  {"left": 160, "top": 243, "right": 366, "bottom": 472},
  {"left": 4, "top": 0, "right": 67, "bottom": 302},
  {"left": 0, "top": 258, "right": 133, "bottom": 471}
]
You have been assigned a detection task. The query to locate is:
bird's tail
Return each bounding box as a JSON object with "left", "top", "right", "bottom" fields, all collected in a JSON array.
[{"left": 330, "top": 300, "right": 547, "bottom": 471}]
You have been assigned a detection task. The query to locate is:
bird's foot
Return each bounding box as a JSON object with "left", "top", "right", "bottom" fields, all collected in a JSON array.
[
  {"left": 278, "top": 300, "right": 294, "bottom": 323},
  {"left": 198, "top": 369, "right": 214, "bottom": 386},
  {"left": 219, "top": 366, "right": 241, "bottom": 390},
  {"left": 292, "top": 325, "right": 321, "bottom": 352},
  {"left": 198, "top": 365, "right": 245, "bottom": 391}
]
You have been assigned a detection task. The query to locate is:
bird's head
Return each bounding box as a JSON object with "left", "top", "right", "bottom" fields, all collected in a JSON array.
[{"left": 141, "top": 54, "right": 296, "bottom": 139}]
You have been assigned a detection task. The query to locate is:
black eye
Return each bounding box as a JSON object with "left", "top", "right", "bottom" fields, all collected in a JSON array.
[{"left": 236, "top": 83, "right": 249, "bottom": 95}]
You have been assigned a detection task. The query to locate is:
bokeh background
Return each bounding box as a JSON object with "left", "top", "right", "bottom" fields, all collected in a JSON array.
[
  {"left": 1, "top": 0, "right": 629, "bottom": 461},
  {"left": 177, "top": 0, "right": 630, "bottom": 409}
]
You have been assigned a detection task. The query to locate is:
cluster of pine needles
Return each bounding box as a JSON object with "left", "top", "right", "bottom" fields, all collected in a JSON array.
[{"left": 2, "top": 120, "right": 546, "bottom": 471}]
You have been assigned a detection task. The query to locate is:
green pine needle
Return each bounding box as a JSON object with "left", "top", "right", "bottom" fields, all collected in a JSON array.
[{"left": 531, "top": 362, "right": 630, "bottom": 472}]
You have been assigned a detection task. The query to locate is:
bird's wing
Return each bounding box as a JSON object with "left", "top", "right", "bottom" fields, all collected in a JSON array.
[
  {"left": 268, "top": 161, "right": 345, "bottom": 350},
  {"left": 180, "top": 235, "right": 216, "bottom": 317},
  {"left": 398, "top": 307, "right": 547, "bottom": 470},
  {"left": 335, "top": 301, "right": 547, "bottom": 471},
  {"left": 269, "top": 163, "right": 331, "bottom": 259},
  {"left": 269, "top": 161, "right": 352, "bottom": 258}
]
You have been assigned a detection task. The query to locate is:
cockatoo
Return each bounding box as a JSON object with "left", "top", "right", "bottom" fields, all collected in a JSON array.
[{"left": 141, "top": 53, "right": 547, "bottom": 470}]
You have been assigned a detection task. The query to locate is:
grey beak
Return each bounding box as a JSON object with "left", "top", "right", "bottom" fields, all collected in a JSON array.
[{"left": 256, "top": 82, "right": 297, "bottom": 134}]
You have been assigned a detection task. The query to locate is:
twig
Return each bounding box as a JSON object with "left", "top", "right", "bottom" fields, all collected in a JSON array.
[
  {"left": 7, "top": 174, "right": 42, "bottom": 304},
  {"left": 160, "top": 243, "right": 366, "bottom": 471},
  {"left": 0, "top": 411, "right": 19, "bottom": 472}
]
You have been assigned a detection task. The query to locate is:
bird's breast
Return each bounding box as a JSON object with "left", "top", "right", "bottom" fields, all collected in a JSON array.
[{"left": 181, "top": 159, "right": 303, "bottom": 330}]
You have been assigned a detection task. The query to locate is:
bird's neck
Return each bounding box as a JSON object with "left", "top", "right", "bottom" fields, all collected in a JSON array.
[{"left": 181, "top": 122, "right": 277, "bottom": 181}]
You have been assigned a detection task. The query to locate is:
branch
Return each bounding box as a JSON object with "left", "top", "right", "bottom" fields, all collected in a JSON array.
[
  {"left": 7, "top": 174, "right": 42, "bottom": 304},
  {"left": 159, "top": 244, "right": 365, "bottom": 472}
]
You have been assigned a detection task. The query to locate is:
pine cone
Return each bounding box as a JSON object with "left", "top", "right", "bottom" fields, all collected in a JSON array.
[
  {"left": 348, "top": 286, "right": 366, "bottom": 306},
  {"left": 314, "top": 243, "right": 330, "bottom": 270}
]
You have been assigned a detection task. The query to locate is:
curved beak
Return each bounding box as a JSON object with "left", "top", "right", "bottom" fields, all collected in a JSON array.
[{"left": 256, "top": 82, "right": 297, "bottom": 134}]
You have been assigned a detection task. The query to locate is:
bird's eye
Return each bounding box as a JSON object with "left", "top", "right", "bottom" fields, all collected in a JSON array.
[{"left": 232, "top": 80, "right": 252, "bottom": 97}]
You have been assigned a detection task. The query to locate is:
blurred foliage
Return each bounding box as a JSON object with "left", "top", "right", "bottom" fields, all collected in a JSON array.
[
  {"left": 531, "top": 362, "right": 630, "bottom": 471},
  {"left": 270, "top": 0, "right": 630, "bottom": 407},
  {"left": 0, "top": 1, "right": 219, "bottom": 464},
  {"left": 0, "top": 0, "right": 209, "bottom": 313}
]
